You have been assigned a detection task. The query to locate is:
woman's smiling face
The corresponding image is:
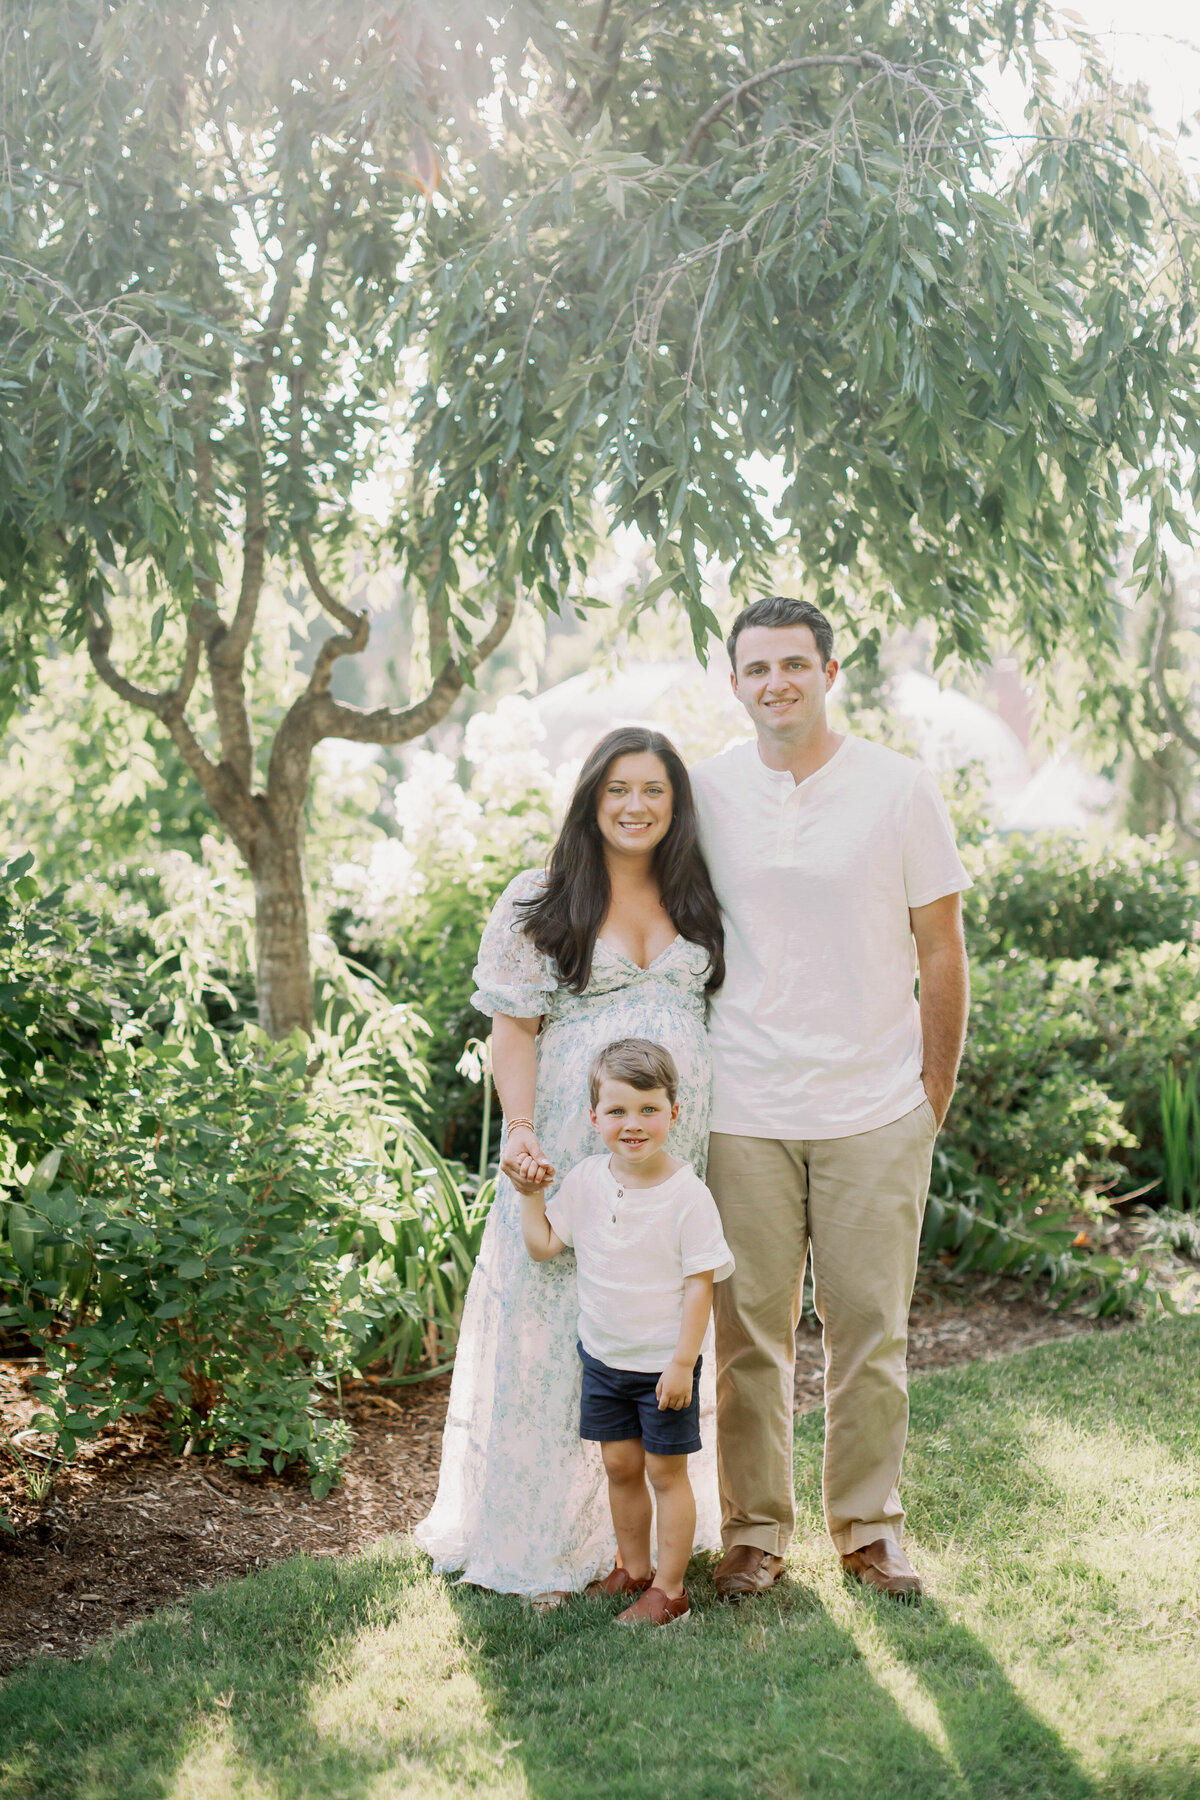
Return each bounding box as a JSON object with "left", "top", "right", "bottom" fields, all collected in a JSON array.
[{"left": 595, "top": 752, "right": 674, "bottom": 859}]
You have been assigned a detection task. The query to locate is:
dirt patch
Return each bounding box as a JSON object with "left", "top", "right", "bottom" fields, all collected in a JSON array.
[
  {"left": 0, "top": 1372, "right": 450, "bottom": 1676},
  {"left": 1, "top": 1277, "right": 1118, "bottom": 1676}
]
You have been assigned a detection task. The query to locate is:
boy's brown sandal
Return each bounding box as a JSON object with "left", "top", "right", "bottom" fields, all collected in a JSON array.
[
  {"left": 841, "top": 1538, "right": 923, "bottom": 1598},
  {"left": 585, "top": 1566, "right": 654, "bottom": 1599},
  {"left": 616, "top": 1587, "right": 691, "bottom": 1627},
  {"left": 713, "top": 1545, "right": 785, "bottom": 1599}
]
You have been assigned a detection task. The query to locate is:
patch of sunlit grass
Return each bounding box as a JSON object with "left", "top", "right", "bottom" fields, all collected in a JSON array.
[{"left": 1, "top": 1318, "right": 1198, "bottom": 1800}]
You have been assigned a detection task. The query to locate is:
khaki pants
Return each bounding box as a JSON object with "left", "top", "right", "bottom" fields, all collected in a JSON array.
[{"left": 707, "top": 1101, "right": 937, "bottom": 1558}]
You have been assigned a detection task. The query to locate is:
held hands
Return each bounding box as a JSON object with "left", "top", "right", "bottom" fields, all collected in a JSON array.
[
  {"left": 655, "top": 1358, "right": 694, "bottom": 1412},
  {"left": 502, "top": 1125, "right": 555, "bottom": 1196}
]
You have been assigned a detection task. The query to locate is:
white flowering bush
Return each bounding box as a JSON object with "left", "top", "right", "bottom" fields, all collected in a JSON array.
[{"left": 326, "top": 697, "right": 567, "bottom": 1160}]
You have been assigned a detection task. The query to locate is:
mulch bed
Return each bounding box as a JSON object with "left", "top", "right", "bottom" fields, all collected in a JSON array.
[
  {"left": 0, "top": 1373, "right": 450, "bottom": 1676},
  {"left": 1, "top": 1275, "right": 1118, "bottom": 1676}
]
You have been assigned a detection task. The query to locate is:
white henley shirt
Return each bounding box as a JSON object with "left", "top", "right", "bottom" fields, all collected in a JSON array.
[
  {"left": 545, "top": 1154, "right": 734, "bottom": 1373},
  {"left": 690, "top": 733, "right": 971, "bottom": 1140}
]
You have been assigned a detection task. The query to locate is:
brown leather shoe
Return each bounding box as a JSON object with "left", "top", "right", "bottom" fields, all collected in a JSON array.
[
  {"left": 616, "top": 1587, "right": 691, "bottom": 1626},
  {"left": 586, "top": 1565, "right": 654, "bottom": 1599},
  {"left": 841, "top": 1537, "right": 923, "bottom": 1598},
  {"left": 713, "top": 1544, "right": 786, "bottom": 1599}
]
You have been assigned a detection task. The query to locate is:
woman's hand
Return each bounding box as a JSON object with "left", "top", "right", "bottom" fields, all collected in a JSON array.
[{"left": 502, "top": 1125, "right": 555, "bottom": 1195}]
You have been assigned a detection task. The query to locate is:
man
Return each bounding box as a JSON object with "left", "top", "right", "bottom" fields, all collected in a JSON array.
[{"left": 690, "top": 595, "right": 970, "bottom": 1599}]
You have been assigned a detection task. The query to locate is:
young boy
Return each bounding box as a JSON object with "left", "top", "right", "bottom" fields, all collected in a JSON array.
[{"left": 519, "top": 1037, "right": 734, "bottom": 1626}]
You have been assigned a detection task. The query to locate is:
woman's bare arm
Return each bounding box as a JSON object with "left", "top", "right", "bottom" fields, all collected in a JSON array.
[{"left": 491, "top": 1013, "right": 555, "bottom": 1192}]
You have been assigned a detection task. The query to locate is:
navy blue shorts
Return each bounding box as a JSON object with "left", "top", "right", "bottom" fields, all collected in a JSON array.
[{"left": 577, "top": 1342, "right": 702, "bottom": 1456}]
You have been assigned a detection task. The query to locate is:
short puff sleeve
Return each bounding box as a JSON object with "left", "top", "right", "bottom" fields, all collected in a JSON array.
[{"left": 471, "top": 869, "right": 557, "bottom": 1020}]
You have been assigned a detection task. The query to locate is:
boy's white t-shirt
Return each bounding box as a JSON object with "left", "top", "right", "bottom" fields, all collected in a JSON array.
[
  {"left": 545, "top": 1154, "right": 734, "bottom": 1374},
  {"left": 690, "top": 733, "right": 972, "bottom": 1139}
]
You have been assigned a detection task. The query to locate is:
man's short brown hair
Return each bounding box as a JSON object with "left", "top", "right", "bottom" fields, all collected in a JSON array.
[
  {"left": 588, "top": 1038, "right": 679, "bottom": 1108},
  {"left": 727, "top": 595, "right": 835, "bottom": 670}
]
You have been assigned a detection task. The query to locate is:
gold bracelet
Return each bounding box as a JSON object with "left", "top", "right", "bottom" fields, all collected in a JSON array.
[{"left": 505, "top": 1116, "right": 535, "bottom": 1133}]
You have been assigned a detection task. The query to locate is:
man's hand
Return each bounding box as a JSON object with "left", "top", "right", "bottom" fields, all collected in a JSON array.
[
  {"left": 501, "top": 1126, "right": 555, "bottom": 1196},
  {"left": 655, "top": 1358, "right": 694, "bottom": 1412},
  {"left": 921, "top": 1075, "right": 955, "bottom": 1130}
]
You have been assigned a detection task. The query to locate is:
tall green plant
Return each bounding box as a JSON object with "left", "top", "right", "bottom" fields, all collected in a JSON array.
[
  {"left": 348, "top": 1124, "right": 494, "bottom": 1384},
  {"left": 1160, "top": 1067, "right": 1200, "bottom": 1212}
]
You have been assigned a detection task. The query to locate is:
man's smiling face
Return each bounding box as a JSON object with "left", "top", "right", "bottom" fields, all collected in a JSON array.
[{"left": 731, "top": 623, "right": 839, "bottom": 744}]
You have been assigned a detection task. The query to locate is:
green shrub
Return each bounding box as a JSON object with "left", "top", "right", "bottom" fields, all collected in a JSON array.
[
  {"left": 1066, "top": 945, "right": 1200, "bottom": 1189},
  {"left": 942, "top": 954, "right": 1132, "bottom": 1210},
  {"left": 932, "top": 941, "right": 1200, "bottom": 1306},
  {"left": 3, "top": 1031, "right": 381, "bottom": 1494},
  {"left": 966, "top": 833, "right": 1198, "bottom": 963},
  {"left": 921, "top": 1144, "right": 1164, "bottom": 1316},
  {"left": 1, "top": 858, "right": 497, "bottom": 1488},
  {"left": 0, "top": 853, "right": 137, "bottom": 1182}
]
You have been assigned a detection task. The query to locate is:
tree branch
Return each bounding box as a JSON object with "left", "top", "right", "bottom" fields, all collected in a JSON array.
[
  {"left": 203, "top": 572, "right": 256, "bottom": 788},
  {"left": 226, "top": 205, "right": 306, "bottom": 666},
  {"left": 307, "top": 609, "right": 371, "bottom": 698},
  {"left": 298, "top": 533, "right": 371, "bottom": 699},
  {"left": 87, "top": 606, "right": 184, "bottom": 721},
  {"left": 192, "top": 435, "right": 219, "bottom": 606},
  {"left": 683, "top": 51, "right": 898, "bottom": 162},
  {"left": 302, "top": 587, "right": 516, "bottom": 748},
  {"left": 1127, "top": 741, "right": 1200, "bottom": 846},
  {"left": 297, "top": 533, "right": 366, "bottom": 634},
  {"left": 87, "top": 605, "right": 258, "bottom": 858},
  {"left": 590, "top": 0, "right": 614, "bottom": 53},
  {"left": 1150, "top": 582, "right": 1200, "bottom": 760}
]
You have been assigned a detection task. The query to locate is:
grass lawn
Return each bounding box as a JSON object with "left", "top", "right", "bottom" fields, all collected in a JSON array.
[{"left": 1, "top": 1318, "right": 1198, "bottom": 1800}]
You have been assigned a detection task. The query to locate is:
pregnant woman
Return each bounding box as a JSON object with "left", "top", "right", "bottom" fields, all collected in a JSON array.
[{"left": 414, "top": 726, "right": 725, "bottom": 1603}]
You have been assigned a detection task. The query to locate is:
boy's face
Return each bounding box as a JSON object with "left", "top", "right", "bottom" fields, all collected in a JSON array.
[{"left": 590, "top": 1078, "right": 679, "bottom": 1163}]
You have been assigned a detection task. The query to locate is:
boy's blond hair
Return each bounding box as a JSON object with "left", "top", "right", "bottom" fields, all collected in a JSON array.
[{"left": 588, "top": 1038, "right": 679, "bottom": 1109}]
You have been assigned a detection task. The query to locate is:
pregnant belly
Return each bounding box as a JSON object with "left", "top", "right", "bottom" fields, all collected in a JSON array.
[
  {"left": 534, "top": 1003, "right": 711, "bottom": 1177},
  {"left": 538, "top": 1001, "right": 709, "bottom": 1072}
]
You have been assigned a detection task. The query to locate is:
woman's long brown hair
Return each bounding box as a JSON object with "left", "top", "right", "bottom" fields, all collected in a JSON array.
[{"left": 516, "top": 727, "right": 725, "bottom": 995}]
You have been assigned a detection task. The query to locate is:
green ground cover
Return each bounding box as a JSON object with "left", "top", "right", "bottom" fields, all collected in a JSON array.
[{"left": 1, "top": 1319, "right": 1197, "bottom": 1800}]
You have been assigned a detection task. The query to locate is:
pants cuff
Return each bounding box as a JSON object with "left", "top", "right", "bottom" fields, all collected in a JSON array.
[
  {"left": 832, "top": 1523, "right": 903, "bottom": 1556},
  {"left": 721, "top": 1527, "right": 789, "bottom": 1557}
]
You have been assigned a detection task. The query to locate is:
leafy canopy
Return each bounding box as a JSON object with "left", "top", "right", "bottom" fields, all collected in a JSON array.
[
  {"left": 1, "top": 0, "right": 1198, "bottom": 732},
  {"left": 405, "top": 0, "right": 1200, "bottom": 663}
]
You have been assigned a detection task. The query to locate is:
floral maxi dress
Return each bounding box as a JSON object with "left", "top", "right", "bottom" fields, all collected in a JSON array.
[{"left": 413, "top": 868, "right": 720, "bottom": 1594}]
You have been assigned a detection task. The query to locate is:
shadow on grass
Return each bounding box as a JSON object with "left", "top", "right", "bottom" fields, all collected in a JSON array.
[
  {"left": 0, "top": 1539, "right": 1105, "bottom": 1800},
  {"left": 0, "top": 1546, "right": 437, "bottom": 1800},
  {"left": 862, "top": 1592, "right": 1200, "bottom": 1800},
  {"left": 445, "top": 1560, "right": 1109, "bottom": 1800},
  {"left": 0, "top": 1318, "right": 1195, "bottom": 1800}
]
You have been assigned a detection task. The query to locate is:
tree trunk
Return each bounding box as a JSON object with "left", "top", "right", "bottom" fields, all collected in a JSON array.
[{"left": 251, "top": 814, "right": 313, "bottom": 1040}]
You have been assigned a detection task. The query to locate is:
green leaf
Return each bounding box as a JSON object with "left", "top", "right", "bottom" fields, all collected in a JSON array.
[{"left": 632, "top": 466, "right": 676, "bottom": 503}]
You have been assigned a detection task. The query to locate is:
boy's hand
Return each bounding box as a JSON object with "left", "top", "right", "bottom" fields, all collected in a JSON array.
[{"left": 655, "top": 1358, "right": 694, "bottom": 1412}]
